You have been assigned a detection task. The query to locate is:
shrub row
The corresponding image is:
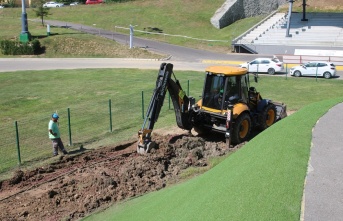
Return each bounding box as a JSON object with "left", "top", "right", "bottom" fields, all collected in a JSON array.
[{"left": 0, "top": 39, "right": 42, "bottom": 55}]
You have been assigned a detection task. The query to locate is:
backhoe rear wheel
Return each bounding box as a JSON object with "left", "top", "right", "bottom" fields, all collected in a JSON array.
[
  {"left": 231, "top": 113, "right": 251, "bottom": 144},
  {"left": 258, "top": 103, "right": 277, "bottom": 130}
]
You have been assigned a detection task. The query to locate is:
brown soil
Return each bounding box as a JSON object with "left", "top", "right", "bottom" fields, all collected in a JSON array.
[{"left": 0, "top": 129, "right": 243, "bottom": 221}]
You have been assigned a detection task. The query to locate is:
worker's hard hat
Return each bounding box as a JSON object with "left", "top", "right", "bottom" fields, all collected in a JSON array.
[{"left": 52, "top": 113, "right": 59, "bottom": 119}]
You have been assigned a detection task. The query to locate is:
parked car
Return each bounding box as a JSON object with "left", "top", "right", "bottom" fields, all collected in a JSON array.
[
  {"left": 43, "top": 1, "right": 64, "bottom": 7},
  {"left": 239, "top": 57, "right": 284, "bottom": 75},
  {"left": 0, "top": 5, "right": 4, "bottom": 8},
  {"left": 289, "top": 61, "right": 336, "bottom": 79},
  {"left": 70, "top": 2, "right": 79, "bottom": 5},
  {"left": 85, "top": 0, "right": 103, "bottom": 4}
]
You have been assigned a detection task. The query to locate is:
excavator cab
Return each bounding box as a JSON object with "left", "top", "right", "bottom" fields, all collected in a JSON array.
[
  {"left": 193, "top": 66, "right": 251, "bottom": 139},
  {"left": 201, "top": 67, "right": 248, "bottom": 112}
]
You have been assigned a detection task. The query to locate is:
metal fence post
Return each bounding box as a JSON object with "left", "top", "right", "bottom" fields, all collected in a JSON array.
[
  {"left": 67, "top": 108, "right": 72, "bottom": 146},
  {"left": 109, "top": 99, "right": 113, "bottom": 132},
  {"left": 130, "top": 24, "right": 133, "bottom": 49},
  {"left": 141, "top": 91, "right": 144, "bottom": 119},
  {"left": 187, "top": 80, "right": 190, "bottom": 96},
  {"left": 168, "top": 92, "right": 171, "bottom": 110},
  {"left": 15, "top": 121, "right": 21, "bottom": 165}
]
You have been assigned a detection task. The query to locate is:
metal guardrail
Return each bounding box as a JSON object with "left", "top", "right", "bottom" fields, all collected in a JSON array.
[
  {"left": 281, "top": 55, "right": 343, "bottom": 65},
  {"left": 114, "top": 26, "right": 230, "bottom": 43}
]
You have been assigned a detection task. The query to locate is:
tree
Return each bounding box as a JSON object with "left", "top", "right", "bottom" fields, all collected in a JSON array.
[{"left": 33, "top": 0, "right": 51, "bottom": 26}]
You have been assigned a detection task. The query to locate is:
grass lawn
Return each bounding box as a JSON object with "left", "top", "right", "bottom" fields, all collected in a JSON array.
[
  {"left": 83, "top": 96, "right": 343, "bottom": 221},
  {"left": 1, "top": 0, "right": 341, "bottom": 58},
  {"left": 1, "top": 67, "right": 343, "bottom": 177},
  {"left": 0, "top": 1, "right": 267, "bottom": 56},
  {"left": 0, "top": 9, "right": 164, "bottom": 58},
  {"left": 23, "top": 0, "right": 253, "bottom": 52},
  {"left": 0, "top": 68, "right": 203, "bottom": 177}
]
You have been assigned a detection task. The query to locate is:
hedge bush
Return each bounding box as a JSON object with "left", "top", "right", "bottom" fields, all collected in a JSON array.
[{"left": 0, "top": 39, "right": 42, "bottom": 55}]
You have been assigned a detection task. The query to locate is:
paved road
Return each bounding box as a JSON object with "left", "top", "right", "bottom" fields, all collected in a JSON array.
[
  {"left": 303, "top": 103, "right": 343, "bottom": 221},
  {"left": 36, "top": 19, "right": 262, "bottom": 62},
  {"left": 0, "top": 58, "right": 342, "bottom": 79},
  {"left": 0, "top": 58, "right": 209, "bottom": 72}
]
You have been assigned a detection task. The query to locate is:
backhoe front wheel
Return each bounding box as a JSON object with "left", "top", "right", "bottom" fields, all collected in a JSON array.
[
  {"left": 231, "top": 113, "right": 251, "bottom": 144},
  {"left": 258, "top": 103, "right": 277, "bottom": 130}
]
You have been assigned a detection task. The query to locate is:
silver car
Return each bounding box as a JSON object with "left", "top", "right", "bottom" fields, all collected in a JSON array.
[{"left": 289, "top": 61, "right": 336, "bottom": 79}]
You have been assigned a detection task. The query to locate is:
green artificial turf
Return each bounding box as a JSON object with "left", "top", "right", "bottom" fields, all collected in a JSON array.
[{"left": 83, "top": 97, "right": 343, "bottom": 221}]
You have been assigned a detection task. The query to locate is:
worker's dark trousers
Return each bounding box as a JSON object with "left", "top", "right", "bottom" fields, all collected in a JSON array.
[{"left": 51, "top": 138, "right": 67, "bottom": 156}]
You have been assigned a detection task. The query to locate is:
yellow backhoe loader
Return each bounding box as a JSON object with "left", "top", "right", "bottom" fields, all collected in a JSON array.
[{"left": 137, "top": 63, "right": 287, "bottom": 154}]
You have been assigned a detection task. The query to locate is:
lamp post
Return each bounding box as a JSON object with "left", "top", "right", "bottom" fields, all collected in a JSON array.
[
  {"left": 129, "top": 24, "right": 133, "bottom": 49},
  {"left": 301, "top": 0, "right": 308, "bottom": 21},
  {"left": 20, "top": 0, "right": 31, "bottom": 43},
  {"left": 129, "top": 24, "right": 138, "bottom": 49},
  {"left": 285, "top": 0, "right": 294, "bottom": 37}
]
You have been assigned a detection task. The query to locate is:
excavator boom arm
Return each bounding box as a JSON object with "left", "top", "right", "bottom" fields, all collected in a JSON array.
[{"left": 138, "top": 63, "right": 193, "bottom": 153}]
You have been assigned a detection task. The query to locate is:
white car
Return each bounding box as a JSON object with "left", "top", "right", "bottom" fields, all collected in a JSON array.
[
  {"left": 43, "top": 1, "right": 64, "bottom": 7},
  {"left": 70, "top": 2, "right": 79, "bottom": 5},
  {"left": 289, "top": 61, "right": 336, "bottom": 79},
  {"left": 0, "top": 5, "right": 4, "bottom": 8},
  {"left": 239, "top": 57, "right": 284, "bottom": 75}
]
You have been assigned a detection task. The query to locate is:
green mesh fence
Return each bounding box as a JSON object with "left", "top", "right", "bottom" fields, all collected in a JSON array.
[{"left": 0, "top": 91, "right": 179, "bottom": 176}]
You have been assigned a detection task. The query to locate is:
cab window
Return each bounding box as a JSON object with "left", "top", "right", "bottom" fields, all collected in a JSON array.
[{"left": 202, "top": 74, "right": 225, "bottom": 109}]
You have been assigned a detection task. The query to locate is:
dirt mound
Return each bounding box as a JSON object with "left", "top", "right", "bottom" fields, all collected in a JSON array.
[{"left": 0, "top": 132, "right": 242, "bottom": 221}]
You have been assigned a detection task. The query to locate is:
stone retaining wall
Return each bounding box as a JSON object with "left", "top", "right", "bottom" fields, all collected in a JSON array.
[{"left": 211, "top": 0, "right": 287, "bottom": 29}]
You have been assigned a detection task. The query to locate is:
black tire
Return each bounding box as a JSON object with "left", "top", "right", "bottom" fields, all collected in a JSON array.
[
  {"left": 323, "top": 72, "right": 331, "bottom": 79},
  {"left": 258, "top": 103, "right": 277, "bottom": 130},
  {"left": 231, "top": 113, "right": 251, "bottom": 144},
  {"left": 294, "top": 71, "right": 301, "bottom": 77},
  {"left": 268, "top": 68, "right": 275, "bottom": 75}
]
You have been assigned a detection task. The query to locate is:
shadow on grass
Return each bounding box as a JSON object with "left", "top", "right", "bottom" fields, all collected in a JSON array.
[
  {"left": 32, "top": 33, "right": 59, "bottom": 40},
  {"left": 32, "top": 31, "right": 86, "bottom": 40},
  {"left": 67, "top": 144, "right": 88, "bottom": 155}
]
